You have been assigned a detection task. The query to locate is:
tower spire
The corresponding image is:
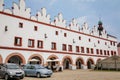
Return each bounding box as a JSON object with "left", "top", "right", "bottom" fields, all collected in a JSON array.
[{"left": 98, "top": 18, "right": 103, "bottom": 36}]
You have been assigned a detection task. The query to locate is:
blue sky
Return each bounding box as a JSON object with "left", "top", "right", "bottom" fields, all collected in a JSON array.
[{"left": 4, "top": 0, "right": 120, "bottom": 42}]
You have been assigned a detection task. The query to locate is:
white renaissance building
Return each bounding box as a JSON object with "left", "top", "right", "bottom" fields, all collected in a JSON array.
[{"left": 0, "top": 0, "right": 118, "bottom": 70}]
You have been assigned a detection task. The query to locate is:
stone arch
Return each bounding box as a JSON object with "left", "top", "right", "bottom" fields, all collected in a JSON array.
[
  {"left": 47, "top": 54, "right": 59, "bottom": 60},
  {"left": 46, "top": 54, "right": 60, "bottom": 69},
  {"left": 5, "top": 53, "right": 26, "bottom": 65},
  {"left": 97, "top": 58, "right": 101, "bottom": 63},
  {"left": 0, "top": 55, "right": 3, "bottom": 63},
  {"left": 62, "top": 56, "right": 73, "bottom": 69},
  {"left": 75, "top": 57, "right": 84, "bottom": 69},
  {"left": 87, "top": 58, "right": 94, "bottom": 69},
  {"left": 28, "top": 54, "right": 44, "bottom": 65}
]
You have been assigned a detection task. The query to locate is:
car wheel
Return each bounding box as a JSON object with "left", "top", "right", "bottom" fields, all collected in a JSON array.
[
  {"left": 36, "top": 73, "right": 41, "bottom": 78},
  {"left": 20, "top": 75, "right": 24, "bottom": 79},
  {"left": 5, "top": 74, "right": 9, "bottom": 80}
]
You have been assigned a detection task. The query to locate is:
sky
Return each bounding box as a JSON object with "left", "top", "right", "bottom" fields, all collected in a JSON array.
[{"left": 4, "top": 0, "right": 120, "bottom": 42}]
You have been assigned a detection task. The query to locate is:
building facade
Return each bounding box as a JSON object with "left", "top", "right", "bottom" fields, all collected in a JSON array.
[
  {"left": 0, "top": 0, "right": 118, "bottom": 70},
  {"left": 117, "top": 43, "right": 120, "bottom": 55}
]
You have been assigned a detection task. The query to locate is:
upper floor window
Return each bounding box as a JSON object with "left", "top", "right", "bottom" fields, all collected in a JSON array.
[
  {"left": 28, "top": 39, "right": 34, "bottom": 47},
  {"left": 37, "top": 40, "right": 43, "bottom": 48},
  {"left": 110, "top": 41, "right": 112, "bottom": 45},
  {"left": 96, "top": 49, "right": 99, "bottom": 54},
  {"left": 111, "top": 51, "right": 114, "bottom": 55},
  {"left": 107, "top": 51, "right": 110, "bottom": 55},
  {"left": 104, "top": 50, "right": 106, "bottom": 55},
  {"left": 76, "top": 46, "right": 80, "bottom": 52},
  {"left": 88, "top": 38, "right": 91, "bottom": 42},
  {"left": 100, "top": 50, "right": 103, "bottom": 55},
  {"left": 98, "top": 40, "right": 100, "bottom": 44},
  {"left": 62, "top": 44, "right": 67, "bottom": 51},
  {"left": 34, "top": 26, "right": 38, "bottom": 31},
  {"left": 81, "top": 47, "right": 84, "bottom": 53},
  {"left": 91, "top": 48, "right": 94, "bottom": 54},
  {"left": 51, "top": 42, "right": 56, "bottom": 50},
  {"left": 86, "top": 48, "right": 89, "bottom": 53},
  {"left": 79, "top": 36, "right": 81, "bottom": 40},
  {"left": 64, "top": 33, "right": 67, "bottom": 37},
  {"left": 19, "top": 22, "right": 23, "bottom": 28},
  {"left": 14, "top": 37, "right": 22, "bottom": 46},
  {"left": 68, "top": 45, "right": 72, "bottom": 52},
  {"left": 55, "top": 31, "right": 58, "bottom": 35}
]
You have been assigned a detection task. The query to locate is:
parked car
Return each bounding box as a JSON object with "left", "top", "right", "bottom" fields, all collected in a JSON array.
[
  {"left": 0, "top": 63, "right": 25, "bottom": 80},
  {"left": 23, "top": 64, "right": 53, "bottom": 78}
]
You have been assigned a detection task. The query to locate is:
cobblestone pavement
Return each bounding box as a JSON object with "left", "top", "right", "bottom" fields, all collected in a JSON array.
[{"left": 1, "top": 70, "right": 120, "bottom": 80}]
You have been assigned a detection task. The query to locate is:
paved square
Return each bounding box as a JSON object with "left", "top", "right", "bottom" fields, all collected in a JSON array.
[{"left": 23, "top": 70, "right": 120, "bottom": 80}]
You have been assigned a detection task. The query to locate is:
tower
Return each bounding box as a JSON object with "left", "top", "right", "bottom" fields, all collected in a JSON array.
[{"left": 98, "top": 20, "right": 103, "bottom": 35}]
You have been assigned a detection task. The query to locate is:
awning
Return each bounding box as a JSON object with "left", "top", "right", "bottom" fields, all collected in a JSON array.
[
  {"left": 29, "top": 59, "right": 39, "bottom": 62},
  {"left": 46, "top": 59, "right": 60, "bottom": 62}
]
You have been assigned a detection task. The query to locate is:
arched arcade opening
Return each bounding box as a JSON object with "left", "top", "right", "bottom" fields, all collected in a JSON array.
[
  {"left": 76, "top": 58, "right": 84, "bottom": 69},
  {"left": 87, "top": 58, "right": 94, "bottom": 69},
  {"left": 62, "top": 56, "right": 73, "bottom": 69},
  {"left": 5, "top": 53, "right": 26, "bottom": 65}
]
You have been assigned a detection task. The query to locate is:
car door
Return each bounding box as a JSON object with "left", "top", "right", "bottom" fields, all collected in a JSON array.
[{"left": 29, "top": 65, "right": 37, "bottom": 76}]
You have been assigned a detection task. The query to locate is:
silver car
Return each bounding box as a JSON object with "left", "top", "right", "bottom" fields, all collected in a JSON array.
[
  {"left": 0, "top": 63, "right": 25, "bottom": 80},
  {"left": 23, "top": 64, "right": 53, "bottom": 78}
]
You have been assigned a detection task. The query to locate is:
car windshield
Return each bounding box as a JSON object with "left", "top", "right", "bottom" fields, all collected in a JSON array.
[{"left": 7, "top": 64, "right": 20, "bottom": 69}]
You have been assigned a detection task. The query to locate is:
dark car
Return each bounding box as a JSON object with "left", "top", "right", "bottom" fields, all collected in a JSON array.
[
  {"left": 0, "top": 63, "right": 25, "bottom": 80},
  {"left": 23, "top": 64, "right": 53, "bottom": 78}
]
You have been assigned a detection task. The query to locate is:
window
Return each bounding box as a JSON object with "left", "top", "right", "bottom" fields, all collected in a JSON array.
[
  {"left": 51, "top": 42, "right": 56, "bottom": 50},
  {"left": 110, "top": 41, "right": 112, "bottom": 45},
  {"left": 98, "top": 40, "right": 100, "bottom": 44},
  {"left": 14, "top": 37, "right": 22, "bottom": 46},
  {"left": 55, "top": 31, "right": 58, "bottom": 35},
  {"left": 68, "top": 45, "right": 72, "bottom": 52},
  {"left": 111, "top": 51, "right": 113, "bottom": 55},
  {"left": 104, "top": 50, "right": 106, "bottom": 55},
  {"left": 62, "top": 44, "right": 67, "bottom": 51},
  {"left": 76, "top": 46, "right": 80, "bottom": 52},
  {"left": 105, "top": 42, "right": 107, "bottom": 45},
  {"left": 19, "top": 22, "right": 23, "bottom": 28},
  {"left": 37, "top": 40, "right": 43, "bottom": 48},
  {"left": 100, "top": 50, "right": 103, "bottom": 55},
  {"left": 96, "top": 49, "right": 99, "bottom": 54},
  {"left": 113, "top": 42, "right": 115, "bottom": 46},
  {"left": 107, "top": 51, "right": 109, "bottom": 55},
  {"left": 91, "top": 48, "right": 94, "bottom": 54},
  {"left": 88, "top": 38, "right": 91, "bottom": 42},
  {"left": 114, "top": 51, "right": 116, "bottom": 55},
  {"left": 81, "top": 47, "right": 84, "bottom": 53},
  {"left": 86, "top": 48, "right": 89, "bottom": 53},
  {"left": 79, "top": 36, "right": 81, "bottom": 40},
  {"left": 64, "top": 33, "right": 67, "bottom": 37},
  {"left": 34, "top": 26, "right": 38, "bottom": 31},
  {"left": 28, "top": 39, "right": 34, "bottom": 47}
]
